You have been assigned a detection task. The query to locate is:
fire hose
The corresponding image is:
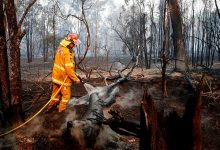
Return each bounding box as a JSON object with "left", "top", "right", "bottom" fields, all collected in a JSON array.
[{"left": 0, "top": 76, "right": 68, "bottom": 137}]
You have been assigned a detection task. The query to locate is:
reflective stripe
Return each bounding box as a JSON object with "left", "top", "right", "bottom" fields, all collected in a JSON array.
[
  {"left": 65, "top": 63, "right": 73, "bottom": 67},
  {"left": 54, "top": 63, "right": 65, "bottom": 71},
  {"left": 61, "top": 99, "right": 69, "bottom": 103},
  {"left": 52, "top": 77, "right": 71, "bottom": 86},
  {"left": 51, "top": 98, "right": 59, "bottom": 101}
]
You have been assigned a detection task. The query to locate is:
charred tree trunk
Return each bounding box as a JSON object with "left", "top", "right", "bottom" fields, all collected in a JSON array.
[
  {"left": 26, "top": 25, "right": 31, "bottom": 63},
  {"left": 29, "top": 16, "right": 33, "bottom": 62},
  {"left": 200, "top": 23, "right": 205, "bottom": 65},
  {"left": 215, "top": 0, "right": 220, "bottom": 19},
  {"left": 142, "top": 13, "right": 149, "bottom": 69},
  {"left": 149, "top": 11, "right": 154, "bottom": 69},
  {"left": 191, "top": 76, "right": 203, "bottom": 150},
  {"left": 46, "top": 19, "right": 49, "bottom": 62},
  {"left": 42, "top": 17, "right": 49, "bottom": 63},
  {"left": 218, "top": 46, "right": 220, "bottom": 61},
  {"left": 25, "top": 16, "right": 33, "bottom": 63},
  {"left": 0, "top": 0, "right": 11, "bottom": 124},
  {"left": 158, "top": 0, "right": 164, "bottom": 61},
  {"left": 139, "top": 13, "right": 144, "bottom": 67},
  {"left": 167, "top": 0, "right": 188, "bottom": 72},
  {"left": 4, "top": 0, "right": 24, "bottom": 123},
  {"left": 52, "top": 8, "right": 56, "bottom": 59},
  {"left": 196, "top": 16, "right": 201, "bottom": 64},
  {"left": 183, "top": 75, "right": 205, "bottom": 150},
  {"left": 4, "top": 0, "right": 37, "bottom": 124},
  {"left": 42, "top": 18, "right": 47, "bottom": 62},
  {"left": 140, "top": 89, "right": 168, "bottom": 150},
  {"left": 141, "top": 91, "right": 203, "bottom": 149},
  {"left": 191, "top": 0, "right": 195, "bottom": 67},
  {"left": 162, "top": 0, "right": 168, "bottom": 98},
  {"left": 140, "top": 74, "right": 204, "bottom": 150}
]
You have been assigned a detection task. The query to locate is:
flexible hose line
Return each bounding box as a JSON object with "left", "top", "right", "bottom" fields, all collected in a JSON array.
[{"left": 0, "top": 76, "right": 68, "bottom": 137}]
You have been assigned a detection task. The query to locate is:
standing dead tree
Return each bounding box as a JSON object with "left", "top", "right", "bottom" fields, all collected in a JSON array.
[
  {"left": 141, "top": 91, "right": 168, "bottom": 150},
  {"left": 0, "top": 0, "right": 11, "bottom": 125},
  {"left": 167, "top": 0, "right": 188, "bottom": 72},
  {"left": 52, "top": 1, "right": 57, "bottom": 59},
  {"left": 140, "top": 74, "right": 205, "bottom": 150},
  {"left": 191, "top": 0, "right": 195, "bottom": 67},
  {"left": 3, "top": 0, "right": 37, "bottom": 124},
  {"left": 148, "top": 3, "right": 157, "bottom": 69},
  {"left": 161, "top": 0, "right": 169, "bottom": 98},
  {"left": 215, "top": 0, "right": 220, "bottom": 19}
]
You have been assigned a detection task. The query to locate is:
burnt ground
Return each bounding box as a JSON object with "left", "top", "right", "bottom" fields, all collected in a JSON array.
[
  {"left": 17, "top": 78, "right": 143, "bottom": 150},
  {"left": 0, "top": 60, "right": 220, "bottom": 149}
]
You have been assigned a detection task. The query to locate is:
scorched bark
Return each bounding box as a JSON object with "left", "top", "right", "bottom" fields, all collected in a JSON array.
[
  {"left": 4, "top": 0, "right": 23, "bottom": 122},
  {"left": 167, "top": 0, "right": 189, "bottom": 71},
  {"left": 0, "top": 0, "right": 11, "bottom": 112}
]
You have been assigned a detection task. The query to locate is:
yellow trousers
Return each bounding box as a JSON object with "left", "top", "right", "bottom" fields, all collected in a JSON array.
[{"left": 49, "top": 84, "right": 71, "bottom": 112}]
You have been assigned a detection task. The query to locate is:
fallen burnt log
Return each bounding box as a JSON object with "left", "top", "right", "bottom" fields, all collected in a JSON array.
[
  {"left": 15, "top": 77, "right": 141, "bottom": 149},
  {"left": 14, "top": 79, "right": 116, "bottom": 149},
  {"left": 64, "top": 78, "right": 125, "bottom": 148},
  {"left": 65, "top": 92, "right": 115, "bottom": 149},
  {"left": 63, "top": 77, "right": 141, "bottom": 149},
  {"left": 65, "top": 88, "right": 140, "bottom": 149},
  {"left": 140, "top": 75, "right": 205, "bottom": 150}
]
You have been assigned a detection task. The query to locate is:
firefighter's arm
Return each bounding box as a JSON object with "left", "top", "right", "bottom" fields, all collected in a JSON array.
[{"left": 64, "top": 53, "right": 80, "bottom": 82}]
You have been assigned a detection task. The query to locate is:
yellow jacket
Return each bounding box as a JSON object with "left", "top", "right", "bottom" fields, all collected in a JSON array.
[{"left": 52, "top": 39, "right": 79, "bottom": 86}]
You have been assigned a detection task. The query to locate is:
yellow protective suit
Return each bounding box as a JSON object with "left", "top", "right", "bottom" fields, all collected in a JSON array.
[{"left": 49, "top": 39, "right": 79, "bottom": 112}]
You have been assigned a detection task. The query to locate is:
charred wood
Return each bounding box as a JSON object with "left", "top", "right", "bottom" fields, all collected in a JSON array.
[
  {"left": 66, "top": 91, "right": 118, "bottom": 149},
  {"left": 167, "top": 0, "right": 188, "bottom": 71},
  {"left": 140, "top": 74, "right": 204, "bottom": 150},
  {"left": 183, "top": 75, "right": 205, "bottom": 150},
  {"left": 65, "top": 77, "right": 141, "bottom": 149},
  {"left": 140, "top": 89, "right": 168, "bottom": 150}
]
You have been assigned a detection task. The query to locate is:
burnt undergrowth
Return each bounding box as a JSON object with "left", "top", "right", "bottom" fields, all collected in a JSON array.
[{"left": 0, "top": 72, "right": 219, "bottom": 149}]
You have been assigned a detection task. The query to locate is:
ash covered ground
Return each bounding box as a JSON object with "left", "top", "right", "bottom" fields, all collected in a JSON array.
[{"left": 0, "top": 60, "right": 220, "bottom": 149}]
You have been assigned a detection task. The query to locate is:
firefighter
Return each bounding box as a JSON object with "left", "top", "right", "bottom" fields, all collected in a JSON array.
[{"left": 48, "top": 33, "right": 81, "bottom": 112}]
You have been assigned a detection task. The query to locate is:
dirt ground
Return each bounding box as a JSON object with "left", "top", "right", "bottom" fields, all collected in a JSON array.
[{"left": 0, "top": 59, "right": 220, "bottom": 149}]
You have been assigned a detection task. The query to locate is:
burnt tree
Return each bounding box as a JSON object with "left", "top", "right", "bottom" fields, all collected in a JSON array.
[
  {"left": 5, "top": 0, "right": 25, "bottom": 123},
  {"left": 167, "top": 0, "right": 188, "bottom": 72},
  {"left": 215, "top": 0, "right": 220, "bottom": 19},
  {"left": 140, "top": 89, "right": 167, "bottom": 150},
  {"left": 25, "top": 13, "right": 34, "bottom": 63},
  {"left": 161, "top": 0, "right": 168, "bottom": 98},
  {"left": 0, "top": 0, "right": 11, "bottom": 124},
  {"left": 191, "top": 0, "right": 195, "bottom": 67},
  {"left": 140, "top": 74, "right": 204, "bottom": 150},
  {"left": 4, "top": 0, "right": 37, "bottom": 123}
]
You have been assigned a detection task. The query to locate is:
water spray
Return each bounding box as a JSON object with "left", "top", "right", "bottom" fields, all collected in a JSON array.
[{"left": 76, "top": 74, "right": 95, "bottom": 93}]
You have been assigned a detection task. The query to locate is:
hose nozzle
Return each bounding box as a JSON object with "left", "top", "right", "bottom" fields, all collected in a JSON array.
[{"left": 76, "top": 74, "right": 85, "bottom": 84}]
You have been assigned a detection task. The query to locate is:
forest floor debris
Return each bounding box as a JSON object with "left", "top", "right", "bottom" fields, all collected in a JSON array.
[{"left": 0, "top": 63, "right": 220, "bottom": 149}]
